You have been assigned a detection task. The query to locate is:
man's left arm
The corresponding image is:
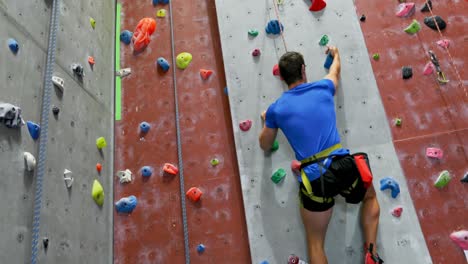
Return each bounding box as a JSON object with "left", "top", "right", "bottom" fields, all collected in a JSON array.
[{"left": 259, "top": 111, "right": 278, "bottom": 152}]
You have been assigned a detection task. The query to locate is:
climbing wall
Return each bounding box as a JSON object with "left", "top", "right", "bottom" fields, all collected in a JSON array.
[
  {"left": 215, "top": 0, "right": 434, "bottom": 263},
  {"left": 0, "top": 0, "right": 115, "bottom": 263},
  {"left": 114, "top": 0, "right": 251, "bottom": 263},
  {"left": 355, "top": 0, "right": 468, "bottom": 263}
]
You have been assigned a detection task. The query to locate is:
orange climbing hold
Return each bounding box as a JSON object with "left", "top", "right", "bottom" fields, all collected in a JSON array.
[
  {"left": 163, "top": 163, "right": 179, "bottom": 175},
  {"left": 132, "top": 18, "right": 157, "bottom": 52},
  {"left": 96, "top": 163, "right": 102, "bottom": 173},
  {"left": 309, "top": 0, "right": 326, "bottom": 12},
  {"left": 88, "top": 56, "right": 95, "bottom": 66},
  {"left": 200, "top": 69, "right": 213, "bottom": 80},
  {"left": 186, "top": 187, "right": 203, "bottom": 202}
]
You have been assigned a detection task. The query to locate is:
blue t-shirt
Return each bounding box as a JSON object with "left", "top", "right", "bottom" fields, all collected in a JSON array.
[{"left": 265, "top": 79, "right": 349, "bottom": 182}]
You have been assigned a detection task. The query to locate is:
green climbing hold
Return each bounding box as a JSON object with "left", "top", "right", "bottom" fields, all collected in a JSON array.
[
  {"left": 210, "top": 158, "right": 220, "bottom": 166},
  {"left": 319, "top": 35, "right": 329, "bottom": 46},
  {"left": 92, "top": 179, "right": 104, "bottom": 206},
  {"left": 176, "top": 52, "right": 193, "bottom": 69},
  {"left": 90, "top": 17, "right": 96, "bottom": 29},
  {"left": 248, "top": 29, "right": 259, "bottom": 37},
  {"left": 372, "top": 53, "right": 380, "bottom": 60},
  {"left": 271, "top": 168, "right": 286, "bottom": 184},
  {"left": 434, "top": 170, "right": 451, "bottom": 188},
  {"left": 271, "top": 140, "right": 279, "bottom": 151},
  {"left": 96, "top": 137, "right": 107, "bottom": 149},
  {"left": 404, "top": 19, "right": 421, "bottom": 34},
  {"left": 395, "top": 118, "right": 402, "bottom": 127}
]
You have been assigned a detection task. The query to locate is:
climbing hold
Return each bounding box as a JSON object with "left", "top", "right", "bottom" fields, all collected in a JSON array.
[
  {"left": 23, "top": 152, "right": 36, "bottom": 171},
  {"left": 372, "top": 53, "right": 380, "bottom": 61},
  {"left": 449, "top": 230, "right": 468, "bottom": 250},
  {"left": 52, "top": 76, "right": 64, "bottom": 92},
  {"left": 420, "top": 0, "right": 432, "bottom": 12},
  {"left": 271, "top": 140, "right": 279, "bottom": 151},
  {"left": 116, "top": 68, "right": 131, "bottom": 77},
  {"left": 43, "top": 237, "right": 49, "bottom": 249},
  {"left": 288, "top": 254, "right": 300, "bottom": 264},
  {"left": 153, "top": 0, "right": 170, "bottom": 5},
  {"left": 90, "top": 17, "right": 96, "bottom": 29},
  {"left": 141, "top": 166, "right": 153, "bottom": 177},
  {"left": 391, "top": 206, "right": 403, "bottom": 217},
  {"left": 404, "top": 19, "right": 421, "bottom": 34},
  {"left": 272, "top": 64, "right": 280, "bottom": 76},
  {"left": 200, "top": 69, "right": 213, "bottom": 80},
  {"left": 436, "top": 39, "right": 450, "bottom": 49},
  {"left": 402, "top": 66, "right": 413, "bottom": 79},
  {"left": 163, "top": 163, "right": 179, "bottom": 175},
  {"left": 96, "top": 137, "right": 107, "bottom": 149},
  {"left": 88, "top": 56, "right": 95, "bottom": 66},
  {"left": 271, "top": 168, "right": 286, "bottom": 184},
  {"left": 64, "top": 169, "right": 73, "bottom": 188},
  {"left": 139, "top": 121, "right": 151, "bottom": 133},
  {"left": 265, "top": 20, "right": 284, "bottom": 35},
  {"left": 423, "top": 62, "right": 435, "bottom": 75},
  {"left": 461, "top": 172, "right": 468, "bottom": 183},
  {"left": 26, "top": 121, "right": 40, "bottom": 140},
  {"left": 0, "top": 103, "right": 24, "bottom": 128},
  {"left": 52, "top": 106, "right": 60, "bottom": 116},
  {"left": 92, "top": 179, "right": 104, "bottom": 206},
  {"left": 7, "top": 38, "right": 19, "bottom": 54},
  {"left": 360, "top": 15, "right": 366, "bottom": 22},
  {"left": 176, "top": 52, "right": 193, "bottom": 69},
  {"left": 72, "top": 63, "right": 84, "bottom": 78},
  {"left": 309, "top": 0, "right": 326, "bottom": 12},
  {"left": 96, "top": 163, "right": 102, "bottom": 173},
  {"left": 239, "top": 120, "right": 252, "bottom": 131},
  {"left": 260, "top": 261, "right": 270, "bottom": 264},
  {"left": 186, "top": 187, "right": 203, "bottom": 202},
  {"left": 156, "top": 9, "right": 167, "bottom": 18},
  {"left": 210, "top": 158, "right": 219, "bottom": 166},
  {"left": 291, "top": 160, "right": 301, "bottom": 176},
  {"left": 252, "top": 48, "right": 261, "bottom": 57},
  {"left": 394, "top": 118, "right": 402, "bottom": 127},
  {"left": 197, "top": 243, "right": 206, "bottom": 253},
  {"left": 424, "top": 16, "right": 446, "bottom": 31},
  {"left": 426, "top": 147, "right": 443, "bottom": 159},
  {"left": 379, "top": 177, "right": 400, "bottom": 198},
  {"left": 395, "top": 3, "right": 415, "bottom": 17},
  {"left": 324, "top": 54, "right": 334, "bottom": 69},
  {"left": 248, "top": 29, "right": 259, "bottom": 37},
  {"left": 132, "top": 18, "right": 157, "bottom": 52},
  {"left": 120, "top": 30, "right": 133, "bottom": 45},
  {"left": 115, "top": 195, "right": 137, "bottom": 213},
  {"left": 319, "top": 35, "right": 329, "bottom": 46},
  {"left": 157, "top": 57, "right": 170, "bottom": 72},
  {"left": 117, "top": 169, "right": 133, "bottom": 183},
  {"left": 224, "top": 87, "right": 228, "bottom": 95},
  {"left": 434, "top": 170, "right": 451, "bottom": 188}
]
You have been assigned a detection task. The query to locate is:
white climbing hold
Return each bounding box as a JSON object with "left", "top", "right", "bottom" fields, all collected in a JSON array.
[
  {"left": 52, "top": 76, "right": 64, "bottom": 92},
  {"left": 117, "top": 169, "right": 133, "bottom": 183},
  {"left": 116, "top": 68, "right": 131, "bottom": 77},
  {"left": 23, "top": 152, "right": 36, "bottom": 171},
  {"left": 63, "top": 169, "right": 73, "bottom": 188}
]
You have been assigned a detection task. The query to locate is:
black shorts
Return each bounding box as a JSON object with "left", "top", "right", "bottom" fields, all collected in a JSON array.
[{"left": 299, "top": 155, "right": 367, "bottom": 212}]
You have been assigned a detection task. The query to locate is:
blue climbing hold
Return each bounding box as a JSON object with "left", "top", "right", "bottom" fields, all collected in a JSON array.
[
  {"left": 324, "top": 54, "right": 334, "bottom": 69},
  {"left": 115, "top": 195, "right": 138, "bottom": 213},
  {"left": 265, "top": 20, "right": 284, "bottom": 35},
  {"left": 141, "top": 166, "right": 153, "bottom": 177},
  {"left": 153, "top": 0, "right": 169, "bottom": 5},
  {"left": 196, "top": 244, "right": 205, "bottom": 253},
  {"left": 26, "top": 121, "right": 40, "bottom": 140},
  {"left": 140, "top": 121, "right": 151, "bottom": 133},
  {"left": 260, "top": 261, "right": 269, "bottom": 264},
  {"left": 224, "top": 87, "right": 228, "bottom": 95},
  {"left": 120, "top": 30, "right": 133, "bottom": 45},
  {"left": 157, "top": 57, "right": 170, "bottom": 72},
  {"left": 380, "top": 177, "right": 400, "bottom": 198},
  {"left": 8, "top": 38, "right": 19, "bottom": 54}
]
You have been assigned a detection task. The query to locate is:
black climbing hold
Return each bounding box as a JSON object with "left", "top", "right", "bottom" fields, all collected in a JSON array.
[
  {"left": 424, "top": 16, "right": 446, "bottom": 31},
  {"left": 402, "top": 66, "right": 413, "bottom": 79},
  {"left": 43, "top": 237, "right": 49, "bottom": 249},
  {"left": 72, "top": 63, "right": 84, "bottom": 78},
  {"left": 420, "top": 0, "right": 432, "bottom": 12},
  {"left": 52, "top": 106, "right": 60, "bottom": 115},
  {"left": 360, "top": 15, "right": 366, "bottom": 22},
  {"left": 461, "top": 172, "right": 468, "bottom": 183}
]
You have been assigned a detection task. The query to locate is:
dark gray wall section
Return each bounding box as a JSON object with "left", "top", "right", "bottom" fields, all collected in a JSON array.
[{"left": 0, "top": 0, "right": 114, "bottom": 263}]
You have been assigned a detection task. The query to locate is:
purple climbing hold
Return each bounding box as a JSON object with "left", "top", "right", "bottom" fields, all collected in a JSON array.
[
  {"left": 424, "top": 16, "right": 446, "bottom": 31},
  {"left": 26, "top": 121, "right": 40, "bottom": 140},
  {"left": 7, "top": 38, "right": 19, "bottom": 54},
  {"left": 380, "top": 177, "right": 400, "bottom": 198},
  {"left": 265, "top": 20, "right": 284, "bottom": 35},
  {"left": 402, "top": 66, "right": 413, "bottom": 79},
  {"left": 120, "top": 30, "right": 133, "bottom": 45}
]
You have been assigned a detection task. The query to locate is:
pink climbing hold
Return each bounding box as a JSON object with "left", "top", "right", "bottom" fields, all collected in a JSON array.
[
  {"left": 309, "top": 0, "right": 326, "bottom": 12},
  {"left": 436, "top": 39, "right": 450, "bottom": 49},
  {"left": 395, "top": 3, "right": 415, "bottom": 17},
  {"left": 252, "top": 48, "right": 261, "bottom": 57},
  {"left": 291, "top": 160, "right": 301, "bottom": 176},
  {"left": 391, "top": 206, "right": 403, "bottom": 218},
  {"left": 423, "top": 62, "right": 435, "bottom": 75},
  {"left": 426, "top": 147, "right": 443, "bottom": 159},
  {"left": 450, "top": 230, "right": 468, "bottom": 250},
  {"left": 239, "top": 120, "right": 252, "bottom": 131},
  {"left": 272, "top": 64, "right": 280, "bottom": 76}
]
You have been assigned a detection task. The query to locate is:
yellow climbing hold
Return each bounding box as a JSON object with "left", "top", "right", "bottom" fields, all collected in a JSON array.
[
  {"left": 156, "top": 9, "right": 167, "bottom": 18},
  {"left": 176, "top": 52, "right": 193, "bottom": 69},
  {"left": 90, "top": 17, "right": 96, "bottom": 29},
  {"left": 96, "top": 137, "right": 107, "bottom": 149},
  {"left": 92, "top": 179, "right": 104, "bottom": 206}
]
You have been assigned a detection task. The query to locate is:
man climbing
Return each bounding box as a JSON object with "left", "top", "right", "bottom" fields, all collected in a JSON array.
[{"left": 258, "top": 47, "right": 383, "bottom": 264}]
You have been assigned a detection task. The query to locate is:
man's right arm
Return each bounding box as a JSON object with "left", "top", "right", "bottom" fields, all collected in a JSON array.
[{"left": 324, "top": 46, "right": 341, "bottom": 92}]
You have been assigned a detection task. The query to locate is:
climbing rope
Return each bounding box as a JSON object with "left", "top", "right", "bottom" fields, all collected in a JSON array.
[
  {"left": 167, "top": 0, "right": 190, "bottom": 263},
  {"left": 271, "top": 0, "right": 288, "bottom": 52},
  {"left": 30, "top": 0, "right": 60, "bottom": 263}
]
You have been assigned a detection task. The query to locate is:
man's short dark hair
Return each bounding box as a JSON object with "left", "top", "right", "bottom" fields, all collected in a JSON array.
[{"left": 279, "top": 52, "right": 305, "bottom": 86}]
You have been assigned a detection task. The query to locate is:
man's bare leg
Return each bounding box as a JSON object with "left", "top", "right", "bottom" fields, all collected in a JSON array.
[
  {"left": 300, "top": 206, "right": 333, "bottom": 264},
  {"left": 360, "top": 185, "right": 380, "bottom": 252}
]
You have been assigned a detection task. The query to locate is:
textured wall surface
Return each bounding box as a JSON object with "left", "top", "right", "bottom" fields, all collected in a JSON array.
[
  {"left": 0, "top": 0, "right": 114, "bottom": 263},
  {"left": 215, "top": 0, "right": 432, "bottom": 263}
]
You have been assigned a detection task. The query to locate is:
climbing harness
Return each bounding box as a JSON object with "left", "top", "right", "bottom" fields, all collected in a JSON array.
[
  {"left": 428, "top": 50, "right": 448, "bottom": 84},
  {"left": 168, "top": 0, "right": 190, "bottom": 262},
  {"left": 30, "top": 0, "right": 60, "bottom": 263}
]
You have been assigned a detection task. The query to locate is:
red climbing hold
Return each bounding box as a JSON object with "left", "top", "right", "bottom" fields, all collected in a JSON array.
[
  {"left": 272, "top": 64, "right": 280, "bottom": 76},
  {"left": 200, "top": 69, "right": 213, "bottom": 80},
  {"left": 291, "top": 160, "right": 301, "bottom": 176},
  {"left": 239, "top": 120, "right": 252, "bottom": 131},
  {"left": 309, "top": 0, "right": 326, "bottom": 12},
  {"left": 186, "top": 187, "right": 203, "bottom": 202},
  {"left": 132, "top": 18, "right": 157, "bottom": 52},
  {"left": 96, "top": 163, "right": 102, "bottom": 173},
  {"left": 163, "top": 163, "right": 179, "bottom": 175},
  {"left": 391, "top": 206, "right": 403, "bottom": 217},
  {"left": 88, "top": 56, "right": 95, "bottom": 66}
]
